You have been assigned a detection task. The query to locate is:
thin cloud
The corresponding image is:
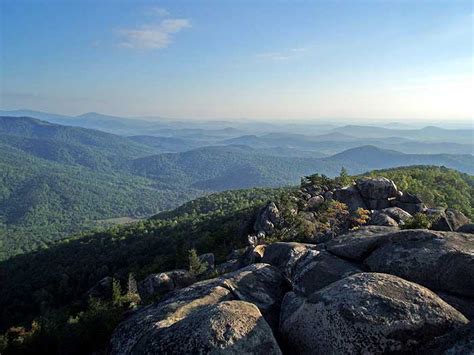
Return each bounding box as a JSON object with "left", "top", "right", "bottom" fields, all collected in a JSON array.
[
  {"left": 290, "top": 47, "right": 308, "bottom": 52},
  {"left": 118, "top": 8, "right": 190, "bottom": 50},
  {"left": 148, "top": 7, "right": 170, "bottom": 17},
  {"left": 256, "top": 47, "right": 309, "bottom": 61},
  {"left": 256, "top": 52, "right": 293, "bottom": 61}
]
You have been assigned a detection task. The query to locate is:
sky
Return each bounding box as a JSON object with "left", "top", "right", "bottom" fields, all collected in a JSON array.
[{"left": 0, "top": 0, "right": 473, "bottom": 122}]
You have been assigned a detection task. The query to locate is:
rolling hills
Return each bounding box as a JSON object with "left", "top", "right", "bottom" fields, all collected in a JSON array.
[{"left": 0, "top": 115, "right": 472, "bottom": 260}]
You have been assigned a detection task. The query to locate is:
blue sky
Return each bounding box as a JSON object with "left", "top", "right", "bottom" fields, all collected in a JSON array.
[{"left": 0, "top": 0, "right": 472, "bottom": 121}]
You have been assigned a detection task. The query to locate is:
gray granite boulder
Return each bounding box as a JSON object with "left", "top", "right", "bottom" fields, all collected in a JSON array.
[
  {"left": 370, "top": 212, "right": 399, "bottom": 227},
  {"left": 129, "top": 300, "right": 282, "bottom": 354},
  {"left": 110, "top": 263, "right": 287, "bottom": 354},
  {"left": 422, "top": 322, "right": 474, "bottom": 354},
  {"left": 333, "top": 186, "right": 367, "bottom": 212},
  {"left": 307, "top": 195, "right": 324, "bottom": 210},
  {"left": 138, "top": 270, "right": 195, "bottom": 301},
  {"left": 363, "top": 229, "right": 474, "bottom": 297},
  {"left": 280, "top": 273, "right": 468, "bottom": 354},
  {"left": 291, "top": 250, "right": 362, "bottom": 296},
  {"left": 356, "top": 177, "right": 398, "bottom": 200},
  {"left": 379, "top": 207, "right": 412, "bottom": 223},
  {"left": 254, "top": 202, "right": 281, "bottom": 235},
  {"left": 458, "top": 223, "right": 474, "bottom": 234},
  {"left": 431, "top": 208, "right": 470, "bottom": 232}
]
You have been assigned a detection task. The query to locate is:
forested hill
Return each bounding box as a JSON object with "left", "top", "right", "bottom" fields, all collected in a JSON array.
[
  {"left": 0, "top": 116, "right": 156, "bottom": 169},
  {"left": 1, "top": 116, "right": 473, "bottom": 261},
  {"left": 0, "top": 166, "right": 472, "bottom": 354}
]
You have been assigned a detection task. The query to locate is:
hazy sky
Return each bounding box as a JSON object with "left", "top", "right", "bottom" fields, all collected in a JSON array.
[{"left": 1, "top": 0, "right": 473, "bottom": 121}]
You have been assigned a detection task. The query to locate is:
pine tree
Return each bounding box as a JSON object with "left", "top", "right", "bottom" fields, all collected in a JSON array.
[
  {"left": 111, "top": 278, "right": 122, "bottom": 306},
  {"left": 338, "top": 167, "right": 352, "bottom": 186},
  {"left": 188, "top": 249, "right": 208, "bottom": 277},
  {"left": 125, "top": 273, "right": 141, "bottom": 306}
]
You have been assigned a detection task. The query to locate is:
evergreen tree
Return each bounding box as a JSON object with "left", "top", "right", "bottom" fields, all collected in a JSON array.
[
  {"left": 188, "top": 249, "right": 208, "bottom": 277},
  {"left": 338, "top": 166, "right": 352, "bottom": 186}
]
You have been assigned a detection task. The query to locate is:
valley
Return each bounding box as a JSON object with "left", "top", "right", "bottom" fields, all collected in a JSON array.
[{"left": 0, "top": 114, "right": 472, "bottom": 259}]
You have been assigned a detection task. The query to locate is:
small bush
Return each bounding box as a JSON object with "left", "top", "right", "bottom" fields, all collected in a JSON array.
[{"left": 401, "top": 213, "right": 433, "bottom": 229}]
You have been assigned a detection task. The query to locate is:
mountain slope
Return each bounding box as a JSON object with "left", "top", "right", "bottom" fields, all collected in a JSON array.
[
  {"left": 0, "top": 116, "right": 156, "bottom": 165},
  {"left": 328, "top": 145, "right": 474, "bottom": 174},
  {"left": 0, "top": 143, "right": 201, "bottom": 259},
  {"left": 0, "top": 165, "right": 471, "bottom": 346},
  {"left": 0, "top": 117, "right": 472, "bottom": 261}
]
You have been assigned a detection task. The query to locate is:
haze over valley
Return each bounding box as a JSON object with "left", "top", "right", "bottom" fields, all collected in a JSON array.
[{"left": 0, "top": 1, "right": 473, "bottom": 354}]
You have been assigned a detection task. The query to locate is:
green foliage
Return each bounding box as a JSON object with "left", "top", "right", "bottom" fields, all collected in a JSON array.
[
  {"left": 188, "top": 249, "right": 208, "bottom": 277},
  {"left": 351, "top": 208, "right": 371, "bottom": 227},
  {"left": 0, "top": 298, "right": 125, "bottom": 355},
  {"left": 301, "top": 173, "right": 340, "bottom": 190},
  {"left": 0, "top": 187, "right": 284, "bottom": 334},
  {"left": 401, "top": 213, "right": 434, "bottom": 230},
  {"left": 111, "top": 279, "right": 123, "bottom": 307},
  {"left": 0, "top": 144, "right": 202, "bottom": 260},
  {"left": 337, "top": 166, "right": 352, "bottom": 186},
  {"left": 361, "top": 166, "right": 474, "bottom": 218},
  {"left": 269, "top": 199, "right": 352, "bottom": 243}
]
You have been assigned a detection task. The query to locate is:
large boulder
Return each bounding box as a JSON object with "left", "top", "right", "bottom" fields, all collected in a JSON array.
[
  {"left": 333, "top": 186, "right": 367, "bottom": 212},
  {"left": 307, "top": 195, "right": 324, "bottom": 210},
  {"left": 363, "top": 230, "right": 474, "bottom": 297},
  {"left": 129, "top": 300, "right": 282, "bottom": 354},
  {"left": 261, "top": 242, "right": 314, "bottom": 278},
  {"left": 431, "top": 209, "right": 470, "bottom": 232},
  {"left": 327, "top": 229, "right": 474, "bottom": 298},
  {"left": 356, "top": 177, "right": 398, "bottom": 200},
  {"left": 366, "top": 199, "right": 391, "bottom": 210},
  {"left": 391, "top": 192, "right": 425, "bottom": 214},
  {"left": 391, "top": 200, "right": 425, "bottom": 215},
  {"left": 422, "top": 322, "right": 474, "bottom": 354},
  {"left": 86, "top": 276, "right": 113, "bottom": 300},
  {"left": 326, "top": 226, "right": 398, "bottom": 261},
  {"left": 398, "top": 191, "right": 422, "bottom": 204},
  {"left": 291, "top": 250, "right": 362, "bottom": 296},
  {"left": 111, "top": 279, "right": 233, "bottom": 354},
  {"left": 216, "top": 259, "right": 240, "bottom": 274},
  {"left": 110, "top": 264, "right": 287, "bottom": 354},
  {"left": 138, "top": 270, "right": 195, "bottom": 301},
  {"left": 458, "top": 223, "right": 474, "bottom": 234},
  {"left": 222, "top": 263, "right": 289, "bottom": 328},
  {"left": 379, "top": 207, "right": 412, "bottom": 223},
  {"left": 369, "top": 212, "right": 398, "bottom": 227},
  {"left": 254, "top": 202, "right": 281, "bottom": 235},
  {"left": 437, "top": 292, "right": 474, "bottom": 320},
  {"left": 279, "top": 273, "right": 468, "bottom": 354}
]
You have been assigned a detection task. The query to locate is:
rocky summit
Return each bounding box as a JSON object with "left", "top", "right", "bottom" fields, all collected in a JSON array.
[{"left": 109, "top": 177, "right": 474, "bottom": 354}]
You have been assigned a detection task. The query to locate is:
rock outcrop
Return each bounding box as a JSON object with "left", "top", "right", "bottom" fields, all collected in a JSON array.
[
  {"left": 422, "top": 322, "right": 474, "bottom": 354},
  {"left": 138, "top": 270, "right": 195, "bottom": 301},
  {"left": 128, "top": 300, "right": 282, "bottom": 355},
  {"left": 280, "top": 273, "right": 468, "bottom": 354},
  {"left": 87, "top": 276, "right": 113, "bottom": 300},
  {"left": 332, "top": 186, "right": 367, "bottom": 212},
  {"left": 431, "top": 208, "right": 470, "bottom": 232},
  {"left": 291, "top": 250, "right": 362, "bottom": 296},
  {"left": 111, "top": 227, "right": 474, "bottom": 354},
  {"left": 327, "top": 229, "right": 474, "bottom": 297},
  {"left": 110, "top": 264, "right": 288, "bottom": 354},
  {"left": 110, "top": 175, "right": 473, "bottom": 354},
  {"left": 254, "top": 202, "right": 281, "bottom": 235}
]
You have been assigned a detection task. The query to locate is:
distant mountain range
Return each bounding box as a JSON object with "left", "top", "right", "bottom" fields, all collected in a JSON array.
[{"left": 0, "top": 114, "right": 472, "bottom": 259}]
